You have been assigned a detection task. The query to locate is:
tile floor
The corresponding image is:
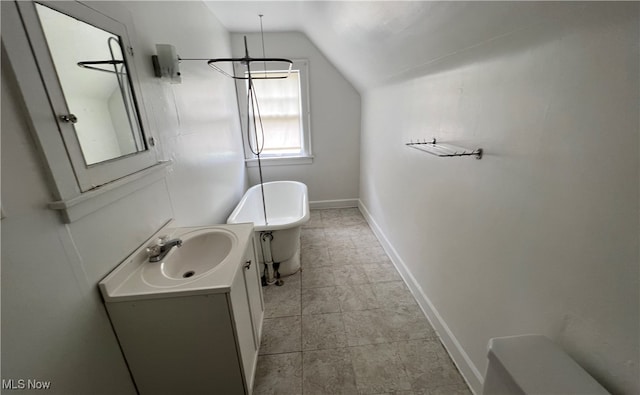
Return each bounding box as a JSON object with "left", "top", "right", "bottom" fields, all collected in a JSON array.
[{"left": 253, "top": 208, "right": 471, "bottom": 395}]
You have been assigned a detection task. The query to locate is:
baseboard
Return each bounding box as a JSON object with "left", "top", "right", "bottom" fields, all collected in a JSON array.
[
  {"left": 357, "top": 199, "right": 484, "bottom": 395},
  {"left": 309, "top": 199, "right": 359, "bottom": 210}
]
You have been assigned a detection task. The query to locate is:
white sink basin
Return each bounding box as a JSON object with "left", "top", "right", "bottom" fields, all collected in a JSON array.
[
  {"left": 99, "top": 223, "right": 254, "bottom": 302},
  {"left": 142, "top": 229, "right": 235, "bottom": 287}
]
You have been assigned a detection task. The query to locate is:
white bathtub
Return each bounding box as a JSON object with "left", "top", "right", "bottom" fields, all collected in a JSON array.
[{"left": 227, "top": 181, "right": 310, "bottom": 276}]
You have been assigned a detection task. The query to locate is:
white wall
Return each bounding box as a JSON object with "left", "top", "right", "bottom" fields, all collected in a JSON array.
[
  {"left": 359, "top": 3, "right": 639, "bottom": 395},
  {"left": 230, "top": 32, "right": 361, "bottom": 204},
  {"left": 123, "top": 1, "right": 246, "bottom": 226},
  {"left": 1, "top": 1, "right": 244, "bottom": 393}
]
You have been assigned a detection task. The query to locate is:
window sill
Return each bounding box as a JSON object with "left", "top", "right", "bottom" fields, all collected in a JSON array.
[
  {"left": 48, "top": 161, "right": 171, "bottom": 223},
  {"left": 245, "top": 155, "right": 314, "bottom": 167}
]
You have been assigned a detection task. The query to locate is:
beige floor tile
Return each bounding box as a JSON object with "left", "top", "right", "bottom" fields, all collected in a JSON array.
[
  {"left": 395, "top": 339, "right": 466, "bottom": 391},
  {"left": 253, "top": 352, "right": 302, "bottom": 395},
  {"left": 326, "top": 245, "right": 356, "bottom": 263},
  {"left": 343, "top": 306, "right": 435, "bottom": 346},
  {"left": 302, "top": 237, "right": 330, "bottom": 249},
  {"left": 304, "top": 217, "right": 324, "bottom": 229},
  {"left": 259, "top": 316, "right": 301, "bottom": 355},
  {"left": 349, "top": 343, "right": 412, "bottom": 394},
  {"left": 301, "top": 228, "right": 326, "bottom": 240},
  {"left": 338, "top": 207, "right": 361, "bottom": 217},
  {"left": 301, "top": 247, "right": 333, "bottom": 267},
  {"left": 336, "top": 284, "right": 380, "bottom": 312},
  {"left": 282, "top": 270, "right": 302, "bottom": 284},
  {"left": 387, "top": 305, "right": 437, "bottom": 341},
  {"left": 303, "top": 211, "right": 324, "bottom": 229},
  {"left": 302, "top": 286, "right": 341, "bottom": 315},
  {"left": 326, "top": 227, "right": 358, "bottom": 238},
  {"left": 325, "top": 236, "right": 356, "bottom": 249},
  {"left": 323, "top": 215, "right": 364, "bottom": 228},
  {"left": 303, "top": 348, "right": 358, "bottom": 395},
  {"left": 423, "top": 385, "right": 472, "bottom": 395},
  {"left": 322, "top": 224, "right": 347, "bottom": 234},
  {"left": 319, "top": 208, "right": 343, "bottom": 219},
  {"left": 363, "top": 263, "right": 402, "bottom": 283},
  {"left": 333, "top": 265, "right": 370, "bottom": 286},
  {"left": 254, "top": 209, "right": 468, "bottom": 395},
  {"left": 350, "top": 227, "right": 377, "bottom": 239},
  {"left": 263, "top": 273, "right": 301, "bottom": 318},
  {"left": 374, "top": 281, "right": 417, "bottom": 308},
  {"left": 301, "top": 233, "right": 327, "bottom": 248},
  {"left": 302, "top": 267, "right": 336, "bottom": 288},
  {"left": 351, "top": 237, "right": 382, "bottom": 250},
  {"left": 302, "top": 313, "right": 348, "bottom": 351},
  {"left": 331, "top": 247, "right": 389, "bottom": 266},
  {"left": 342, "top": 309, "right": 391, "bottom": 346},
  {"left": 340, "top": 215, "right": 368, "bottom": 226},
  {"left": 329, "top": 247, "right": 359, "bottom": 265}
]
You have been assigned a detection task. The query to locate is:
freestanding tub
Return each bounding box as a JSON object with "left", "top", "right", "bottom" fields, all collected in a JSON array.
[{"left": 227, "top": 181, "right": 310, "bottom": 276}]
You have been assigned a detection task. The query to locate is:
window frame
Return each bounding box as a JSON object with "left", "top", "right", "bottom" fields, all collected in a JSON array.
[{"left": 235, "top": 59, "right": 312, "bottom": 167}]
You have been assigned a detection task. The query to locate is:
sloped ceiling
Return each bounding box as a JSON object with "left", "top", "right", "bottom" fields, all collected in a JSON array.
[{"left": 204, "top": 1, "right": 581, "bottom": 92}]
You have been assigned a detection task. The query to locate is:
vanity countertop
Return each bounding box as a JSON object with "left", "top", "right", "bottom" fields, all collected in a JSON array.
[{"left": 99, "top": 222, "right": 254, "bottom": 302}]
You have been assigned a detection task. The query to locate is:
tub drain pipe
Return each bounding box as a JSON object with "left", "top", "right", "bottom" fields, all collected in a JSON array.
[{"left": 260, "top": 232, "right": 283, "bottom": 286}]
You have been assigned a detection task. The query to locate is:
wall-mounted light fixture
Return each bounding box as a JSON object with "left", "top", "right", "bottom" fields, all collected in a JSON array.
[{"left": 151, "top": 44, "right": 181, "bottom": 83}]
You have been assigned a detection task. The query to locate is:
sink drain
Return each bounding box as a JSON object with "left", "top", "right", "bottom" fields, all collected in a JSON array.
[{"left": 183, "top": 270, "right": 195, "bottom": 278}]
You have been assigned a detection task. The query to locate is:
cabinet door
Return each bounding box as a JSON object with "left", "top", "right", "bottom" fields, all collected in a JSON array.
[
  {"left": 229, "top": 266, "right": 256, "bottom": 394},
  {"left": 12, "top": 1, "right": 158, "bottom": 193},
  {"left": 106, "top": 295, "right": 244, "bottom": 394},
  {"left": 243, "top": 240, "right": 264, "bottom": 346}
]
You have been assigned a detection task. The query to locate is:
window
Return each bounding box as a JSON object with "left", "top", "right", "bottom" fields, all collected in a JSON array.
[{"left": 238, "top": 60, "right": 311, "bottom": 165}]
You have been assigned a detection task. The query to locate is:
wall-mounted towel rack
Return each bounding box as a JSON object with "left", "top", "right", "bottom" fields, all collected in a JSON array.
[{"left": 406, "top": 138, "right": 483, "bottom": 159}]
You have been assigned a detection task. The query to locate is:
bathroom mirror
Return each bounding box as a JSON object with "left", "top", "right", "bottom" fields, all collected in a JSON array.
[
  {"left": 7, "top": 0, "right": 160, "bottom": 196},
  {"left": 34, "top": 3, "right": 146, "bottom": 166}
]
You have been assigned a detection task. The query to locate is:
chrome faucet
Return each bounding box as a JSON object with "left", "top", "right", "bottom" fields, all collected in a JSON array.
[{"left": 147, "top": 238, "right": 182, "bottom": 262}]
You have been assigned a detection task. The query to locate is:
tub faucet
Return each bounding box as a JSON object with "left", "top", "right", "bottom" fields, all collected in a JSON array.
[{"left": 147, "top": 238, "right": 182, "bottom": 262}]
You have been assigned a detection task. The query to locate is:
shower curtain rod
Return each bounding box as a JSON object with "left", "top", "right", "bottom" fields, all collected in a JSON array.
[
  {"left": 77, "top": 60, "right": 126, "bottom": 75},
  {"left": 77, "top": 37, "right": 128, "bottom": 75},
  {"left": 179, "top": 36, "right": 293, "bottom": 80}
]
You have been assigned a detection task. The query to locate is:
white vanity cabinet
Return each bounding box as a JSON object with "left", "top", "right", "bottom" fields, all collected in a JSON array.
[
  {"left": 103, "top": 227, "right": 264, "bottom": 395},
  {"left": 229, "top": 240, "right": 265, "bottom": 391}
]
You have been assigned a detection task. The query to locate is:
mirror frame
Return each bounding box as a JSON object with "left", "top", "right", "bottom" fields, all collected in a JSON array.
[{"left": 5, "top": 0, "right": 159, "bottom": 195}]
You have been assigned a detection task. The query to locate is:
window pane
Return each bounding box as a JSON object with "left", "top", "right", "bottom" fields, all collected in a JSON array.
[
  {"left": 248, "top": 71, "right": 303, "bottom": 155},
  {"left": 261, "top": 116, "right": 301, "bottom": 153}
]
